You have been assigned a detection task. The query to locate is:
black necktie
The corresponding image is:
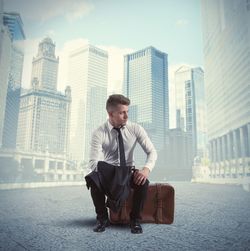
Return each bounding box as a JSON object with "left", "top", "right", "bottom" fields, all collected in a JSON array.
[{"left": 114, "top": 127, "right": 126, "bottom": 167}]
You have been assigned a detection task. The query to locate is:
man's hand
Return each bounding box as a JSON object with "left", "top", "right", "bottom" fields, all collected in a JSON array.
[{"left": 133, "top": 167, "right": 150, "bottom": 186}]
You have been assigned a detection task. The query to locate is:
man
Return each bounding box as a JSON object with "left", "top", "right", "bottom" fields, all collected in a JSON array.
[{"left": 85, "top": 94, "right": 157, "bottom": 234}]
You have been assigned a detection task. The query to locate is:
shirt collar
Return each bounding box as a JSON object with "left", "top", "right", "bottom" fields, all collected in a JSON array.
[
  {"left": 107, "top": 120, "right": 113, "bottom": 132},
  {"left": 107, "top": 120, "right": 128, "bottom": 132}
]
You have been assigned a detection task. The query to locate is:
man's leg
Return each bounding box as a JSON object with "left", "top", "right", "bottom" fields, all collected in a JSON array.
[
  {"left": 90, "top": 182, "right": 109, "bottom": 232},
  {"left": 130, "top": 179, "right": 149, "bottom": 233}
]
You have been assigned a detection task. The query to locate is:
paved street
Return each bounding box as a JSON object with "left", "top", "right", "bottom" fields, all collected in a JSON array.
[{"left": 0, "top": 182, "right": 250, "bottom": 251}]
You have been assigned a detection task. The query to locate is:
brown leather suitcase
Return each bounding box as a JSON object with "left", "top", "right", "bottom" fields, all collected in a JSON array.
[{"left": 109, "top": 183, "right": 175, "bottom": 224}]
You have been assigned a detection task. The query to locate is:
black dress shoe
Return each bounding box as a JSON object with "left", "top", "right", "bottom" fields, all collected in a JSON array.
[
  {"left": 93, "top": 219, "right": 110, "bottom": 232},
  {"left": 130, "top": 219, "right": 143, "bottom": 234}
]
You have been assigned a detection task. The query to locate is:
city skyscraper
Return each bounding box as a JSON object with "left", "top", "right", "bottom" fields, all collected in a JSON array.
[
  {"left": 2, "top": 12, "right": 25, "bottom": 148},
  {"left": 123, "top": 46, "right": 169, "bottom": 178},
  {"left": 16, "top": 38, "right": 71, "bottom": 155},
  {"left": 0, "top": 1, "right": 12, "bottom": 148},
  {"left": 3, "top": 12, "right": 25, "bottom": 41},
  {"left": 175, "top": 65, "right": 207, "bottom": 159},
  {"left": 31, "top": 37, "right": 59, "bottom": 91},
  {"left": 68, "top": 44, "right": 108, "bottom": 163},
  {"left": 201, "top": 0, "right": 250, "bottom": 179}
]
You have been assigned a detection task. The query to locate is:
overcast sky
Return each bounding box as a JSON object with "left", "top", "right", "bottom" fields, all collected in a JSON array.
[{"left": 3, "top": 0, "right": 204, "bottom": 127}]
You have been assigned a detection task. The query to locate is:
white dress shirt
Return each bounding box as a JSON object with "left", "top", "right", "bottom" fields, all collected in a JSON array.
[{"left": 88, "top": 120, "right": 157, "bottom": 172}]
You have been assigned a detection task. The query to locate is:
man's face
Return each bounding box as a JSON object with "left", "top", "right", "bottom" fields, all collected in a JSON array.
[{"left": 108, "top": 104, "right": 129, "bottom": 127}]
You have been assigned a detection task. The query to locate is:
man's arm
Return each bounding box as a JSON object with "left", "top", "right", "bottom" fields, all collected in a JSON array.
[
  {"left": 133, "top": 124, "right": 157, "bottom": 185},
  {"left": 88, "top": 130, "right": 103, "bottom": 172}
]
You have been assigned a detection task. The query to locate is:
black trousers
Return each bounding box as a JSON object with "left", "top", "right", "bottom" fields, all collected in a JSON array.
[{"left": 90, "top": 172, "right": 149, "bottom": 221}]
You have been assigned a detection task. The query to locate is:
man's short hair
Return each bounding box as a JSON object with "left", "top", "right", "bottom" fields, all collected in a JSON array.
[{"left": 106, "top": 94, "right": 130, "bottom": 112}]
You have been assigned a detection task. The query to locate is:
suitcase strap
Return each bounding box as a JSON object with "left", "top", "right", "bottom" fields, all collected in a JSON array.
[
  {"left": 156, "top": 184, "right": 163, "bottom": 224},
  {"left": 121, "top": 200, "right": 128, "bottom": 222}
]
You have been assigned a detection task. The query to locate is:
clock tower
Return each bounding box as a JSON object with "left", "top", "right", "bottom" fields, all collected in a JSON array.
[{"left": 31, "top": 37, "right": 59, "bottom": 91}]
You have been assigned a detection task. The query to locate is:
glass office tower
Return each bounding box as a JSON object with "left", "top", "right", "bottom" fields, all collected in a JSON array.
[
  {"left": 0, "top": 4, "right": 12, "bottom": 148},
  {"left": 123, "top": 46, "right": 169, "bottom": 178},
  {"left": 201, "top": 0, "right": 250, "bottom": 179},
  {"left": 2, "top": 12, "right": 25, "bottom": 148},
  {"left": 3, "top": 12, "right": 25, "bottom": 41},
  {"left": 175, "top": 65, "right": 207, "bottom": 159}
]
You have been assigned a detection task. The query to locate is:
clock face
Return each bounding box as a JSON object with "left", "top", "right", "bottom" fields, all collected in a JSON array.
[
  {"left": 45, "top": 44, "right": 49, "bottom": 51},
  {"left": 43, "top": 43, "right": 53, "bottom": 55}
]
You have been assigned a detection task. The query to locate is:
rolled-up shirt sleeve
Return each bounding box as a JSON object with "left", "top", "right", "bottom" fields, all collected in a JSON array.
[
  {"left": 136, "top": 125, "right": 157, "bottom": 172},
  {"left": 88, "top": 129, "right": 103, "bottom": 172}
]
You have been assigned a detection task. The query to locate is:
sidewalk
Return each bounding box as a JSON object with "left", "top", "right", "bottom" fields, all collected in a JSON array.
[{"left": 0, "top": 182, "right": 250, "bottom": 250}]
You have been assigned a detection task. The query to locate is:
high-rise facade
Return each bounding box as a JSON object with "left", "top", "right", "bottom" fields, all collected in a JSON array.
[
  {"left": 17, "top": 86, "right": 71, "bottom": 154},
  {"left": 2, "top": 85, "right": 21, "bottom": 149},
  {"left": 201, "top": 0, "right": 250, "bottom": 178},
  {"left": 7, "top": 45, "right": 24, "bottom": 89},
  {"left": 123, "top": 46, "right": 169, "bottom": 177},
  {"left": 16, "top": 38, "right": 71, "bottom": 155},
  {"left": 2, "top": 12, "right": 25, "bottom": 148},
  {"left": 68, "top": 45, "right": 108, "bottom": 162},
  {"left": 175, "top": 65, "right": 207, "bottom": 159},
  {"left": 0, "top": 2, "right": 12, "bottom": 148}
]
